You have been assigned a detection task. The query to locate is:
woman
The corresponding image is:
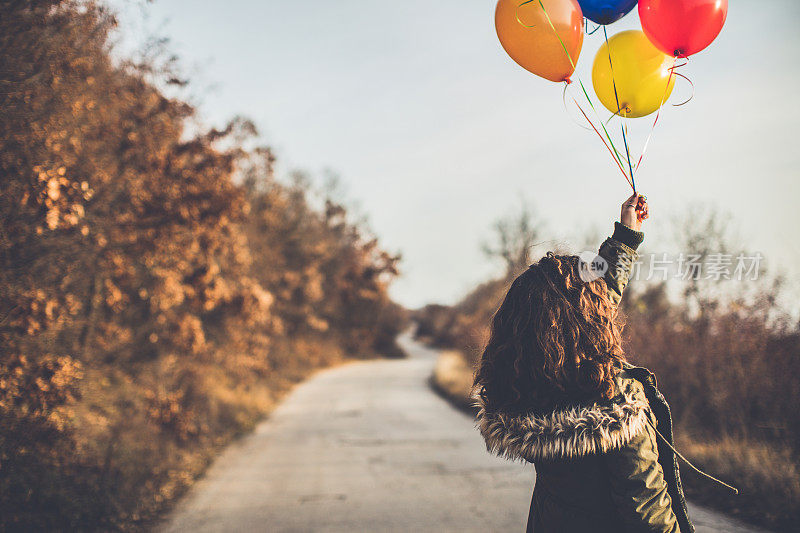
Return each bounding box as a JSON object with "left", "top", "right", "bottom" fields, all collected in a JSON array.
[{"left": 474, "top": 194, "right": 694, "bottom": 533}]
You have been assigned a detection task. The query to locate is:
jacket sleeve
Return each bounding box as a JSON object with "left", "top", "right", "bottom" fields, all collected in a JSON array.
[
  {"left": 598, "top": 222, "right": 643, "bottom": 307},
  {"left": 604, "top": 412, "right": 679, "bottom": 533}
]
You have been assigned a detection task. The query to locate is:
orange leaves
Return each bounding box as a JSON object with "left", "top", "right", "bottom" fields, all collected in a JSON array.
[
  {"left": 150, "top": 270, "right": 186, "bottom": 312},
  {"left": 45, "top": 209, "right": 60, "bottom": 230},
  {"left": 237, "top": 278, "right": 274, "bottom": 327},
  {"left": 47, "top": 176, "right": 62, "bottom": 200},
  {"left": 174, "top": 314, "right": 207, "bottom": 355},
  {"left": 0, "top": 353, "right": 82, "bottom": 418},
  {"left": 144, "top": 386, "right": 201, "bottom": 442},
  {"left": 102, "top": 278, "right": 126, "bottom": 310},
  {"left": 5, "top": 290, "right": 63, "bottom": 336},
  {"left": 0, "top": 0, "right": 404, "bottom": 528},
  {"left": 28, "top": 165, "right": 92, "bottom": 232}
]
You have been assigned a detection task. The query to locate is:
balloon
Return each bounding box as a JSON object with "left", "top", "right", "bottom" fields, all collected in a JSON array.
[
  {"left": 578, "top": 0, "right": 638, "bottom": 26},
  {"left": 591, "top": 30, "right": 675, "bottom": 118},
  {"left": 638, "top": 0, "right": 728, "bottom": 57},
  {"left": 495, "top": 0, "right": 584, "bottom": 83}
]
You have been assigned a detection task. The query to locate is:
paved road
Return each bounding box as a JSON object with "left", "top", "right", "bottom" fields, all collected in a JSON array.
[{"left": 161, "top": 333, "right": 768, "bottom": 533}]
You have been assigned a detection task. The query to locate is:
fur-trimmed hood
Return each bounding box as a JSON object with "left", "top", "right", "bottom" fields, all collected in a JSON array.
[{"left": 476, "top": 373, "right": 652, "bottom": 462}]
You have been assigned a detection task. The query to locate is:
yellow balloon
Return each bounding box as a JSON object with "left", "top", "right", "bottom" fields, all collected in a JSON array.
[{"left": 592, "top": 30, "right": 676, "bottom": 118}]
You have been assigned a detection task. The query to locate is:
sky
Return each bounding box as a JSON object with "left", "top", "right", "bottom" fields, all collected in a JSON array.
[{"left": 112, "top": 1, "right": 800, "bottom": 309}]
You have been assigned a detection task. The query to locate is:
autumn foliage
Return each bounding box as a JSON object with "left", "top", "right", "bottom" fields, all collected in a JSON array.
[{"left": 0, "top": 1, "right": 404, "bottom": 529}]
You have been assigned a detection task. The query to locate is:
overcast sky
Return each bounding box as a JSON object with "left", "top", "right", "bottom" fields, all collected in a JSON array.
[{"left": 113, "top": 1, "right": 800, "bottom": 308}]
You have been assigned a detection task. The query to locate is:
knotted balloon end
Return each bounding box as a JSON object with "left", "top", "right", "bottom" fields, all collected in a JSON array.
[{"left": 564, "top": 77, "right": 573, "bottom": 85}]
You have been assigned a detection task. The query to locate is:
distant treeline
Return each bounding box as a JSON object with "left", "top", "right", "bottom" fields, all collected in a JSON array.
[
  {"left": 0, "top": 1, "right": 405, "bottom": 529},
  {"left": 415, "top": 205, "right": 800, "bottom": 531}
]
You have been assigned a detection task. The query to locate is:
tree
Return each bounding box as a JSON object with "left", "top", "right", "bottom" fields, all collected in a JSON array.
[{"left": 481, "top": 201, "right": 544, "bottom": 278}]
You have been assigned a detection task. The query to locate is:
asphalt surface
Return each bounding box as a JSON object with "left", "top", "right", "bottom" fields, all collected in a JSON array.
[{"left": 160, "top": 332, "right": 768, "bottom": 533}]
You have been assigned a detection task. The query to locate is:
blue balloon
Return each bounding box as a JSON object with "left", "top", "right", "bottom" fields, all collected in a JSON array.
[{"left": 578, "top": 0, "right": 638, "bottom": 25}]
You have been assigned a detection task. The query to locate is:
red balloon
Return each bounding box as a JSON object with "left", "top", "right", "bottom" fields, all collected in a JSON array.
[{"left": 638, "top": 0, "right": 728, "bottom": 58}]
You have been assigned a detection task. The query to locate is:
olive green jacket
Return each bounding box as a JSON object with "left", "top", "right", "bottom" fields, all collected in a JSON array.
[{"left": 476, "top": 223, "right": 693, "bottom": 533}]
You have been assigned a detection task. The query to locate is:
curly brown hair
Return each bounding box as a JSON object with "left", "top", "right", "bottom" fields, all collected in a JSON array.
[{"left": 474, "top": 252, "right": 625, "bottom": 414}]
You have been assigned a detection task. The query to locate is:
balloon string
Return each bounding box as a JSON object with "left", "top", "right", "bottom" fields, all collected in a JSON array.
[
  {"left": 566, "top": 83, "right": 633, "bottom": 188},
  {"left": 603, "top": 25, "right": 636, "bottom": 192},
  {"left": 585, "top": 19, "right": 602, "bottom": 35},
  {"left": 634, "top": 57, "right": 679, "bottom": 173},
  {"left": 671, "top": 71, "right": 695, "bottom": 106},
  {"left": 541, "top": 0, "right": 633, "bottom": 190},
  {"left": 591, "top": 83, "right": 632, "bottom": 188},
  {"left": 517, "top": 0, "right": 632, "bottom": 189},
  {"left": 565, "top": 83, "right": 633, "bottom": 187},
  {"left": 573, "top": 77, "right": 631, "bottom": 186},
  {"left": 621, "top": 121, "right": 635, "bottom": 192},
  {"left": 562, "top": 83, "right": 592, "bottom": 131},
  {"left": 603, "top": 26, "right": 625, "bottom": 118}
]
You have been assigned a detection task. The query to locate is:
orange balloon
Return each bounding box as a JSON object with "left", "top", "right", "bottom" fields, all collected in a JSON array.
[{"left": 495, "top": 0, "right": 584, "bottom": 83}]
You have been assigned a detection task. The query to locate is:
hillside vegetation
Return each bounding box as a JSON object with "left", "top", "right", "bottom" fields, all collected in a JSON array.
[{"left": 0, "top": 1, "right": 405, "bottom": 529}]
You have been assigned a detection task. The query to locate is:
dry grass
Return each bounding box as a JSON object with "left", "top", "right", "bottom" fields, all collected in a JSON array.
[
  {"left": 431, "top": 349, "right": 475, "bottom": 412},
  {"left": 676, "top": 434, "right": 800, "bottom": 530}
]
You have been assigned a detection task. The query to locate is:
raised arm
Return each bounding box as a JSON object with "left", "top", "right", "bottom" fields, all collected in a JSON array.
[{"left": 599, "top": 194, "right": 648, "bottom": 307}]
